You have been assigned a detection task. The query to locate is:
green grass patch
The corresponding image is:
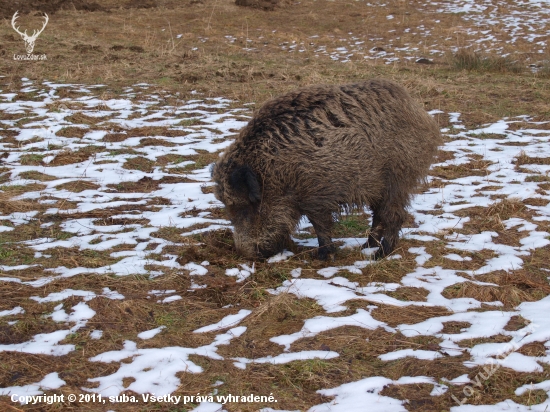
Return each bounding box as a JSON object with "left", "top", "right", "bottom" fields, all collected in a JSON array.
[
  {"left": 332, "top": 213, "right": 370, "bottom": 238},
  {"left": 19, "top": 154, "right": 44, "bottom": 165}
]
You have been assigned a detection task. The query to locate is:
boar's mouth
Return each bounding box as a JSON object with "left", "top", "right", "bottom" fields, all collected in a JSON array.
[
  {"left": 257, "top": 236, "right": 290, "bottom": 260},
  {"left": 257, "top": 246, "right": 278, "bottom": 259},
  {"left": 233, "top": 233, "right": 290, "bottom": 260}
]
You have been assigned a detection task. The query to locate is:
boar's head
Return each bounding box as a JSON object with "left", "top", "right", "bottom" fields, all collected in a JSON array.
[{"left": 212, "top": 161, "right": 295, "bottom": 259}]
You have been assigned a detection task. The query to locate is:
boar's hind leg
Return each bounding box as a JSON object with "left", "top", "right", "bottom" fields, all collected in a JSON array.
[
  {"left": 373, "top": 202, "right": 407, "bottom": 260},
  {"left": 306, "top": 213, "right": 336, "bottom": 260},
  {"left": 362, "top": 207, "right": 383, "bottom": 249}
]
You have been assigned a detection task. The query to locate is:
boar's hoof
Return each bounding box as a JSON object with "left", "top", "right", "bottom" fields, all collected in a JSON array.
[
  {"left": 317, "top": 244, "right": 336, "bottom": 261},
  {"left": 372, "top": 238, "right": 393, "bottom": 260},
  {"left": 361, "top": 234, "right": 381, "bottom": 249}
]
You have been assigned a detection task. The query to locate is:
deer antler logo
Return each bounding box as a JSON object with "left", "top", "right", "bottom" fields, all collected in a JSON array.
[{"left": 11, "top": 11, "right": 49, "bottom": 54}]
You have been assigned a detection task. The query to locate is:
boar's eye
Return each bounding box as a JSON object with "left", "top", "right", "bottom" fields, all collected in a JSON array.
[{"left": 229, "top": 165, "right": 261, "bottom": 204}]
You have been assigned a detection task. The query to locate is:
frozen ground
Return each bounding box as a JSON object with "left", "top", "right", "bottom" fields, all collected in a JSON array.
[
  {"left": 1, "top": 77, "right": 550, "bottom": 410},
  {"left": 221, "top": 0, "right": 550, "bottom": 66}
]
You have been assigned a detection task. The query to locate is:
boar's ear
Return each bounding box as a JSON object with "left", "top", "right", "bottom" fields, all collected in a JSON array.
[{"left": 230, "top": 165, "right": 262, "bottom": 203}]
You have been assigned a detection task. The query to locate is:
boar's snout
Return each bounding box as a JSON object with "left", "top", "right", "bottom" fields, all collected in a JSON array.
[
  {"left": 232, "top": 229, "right": 288, "bottom": 260},
  {"left": 232, "top": 231, "right": 263, "bottom": 259}
]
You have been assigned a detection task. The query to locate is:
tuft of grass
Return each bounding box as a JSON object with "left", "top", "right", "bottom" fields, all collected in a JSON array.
[
  {"left": 19, "top": 154, "right": 44, "bottom": 166},
  {"left": 178, "top": 118, "right": 207, "bottom": 127},
  {"left": 49, "top": 146, "right": 104, "bottom": 166},
  {"left": 525, "top": 174, "right": 550, "bottom": 182},
  {"left": 504, "top": 315, "right": 530, "bottom": 331},
  {"left": 431, "top": 159, "right": 493, "bottom": 179},
  {"left": 536, "top": 61, "right": 550, "bottom": 78},
  {"left": 332, "top": 213, "right": 371, "bottom": 238},
  {"left": 0, "top": 183, "right": 46, "bottom": 196},
  {"left": 451, "top": 49, "right": 524, "bottom": 73},
  {"left": 485, "top": 197, "right": 526, "bottom": 220},
  {"left": 445, "top": 271, "right": 550, "bottom": 310},
  {"left": 18, "top": 171, "right": 57, "bottom": 181},
  {"left": 56, "top": 180, "right": 101, "bottom": 192},
  {"left": 0, "top": 192, "right": 39, "bottom": 214},
  {"left": 386, "top": 287, "right": 429, "bottom": 302},
  {"left": 514, "top": 151, "right": 550, "bottom": 171},
  {"left": 122, "top": 156, "right": 156, "bottom": 173},
  {"left": 56, "top": 126, "right": 88, "bottom": 139}
]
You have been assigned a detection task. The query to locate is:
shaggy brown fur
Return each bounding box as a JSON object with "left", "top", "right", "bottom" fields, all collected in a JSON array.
[{"left": 212, "top": 79, "right": 442, "bottom": 260}]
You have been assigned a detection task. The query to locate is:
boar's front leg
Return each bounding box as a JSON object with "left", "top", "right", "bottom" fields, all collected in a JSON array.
[
  {"left": 372, "top": 200, "right": 407, "bottom": 260},
  {"left": 362, "top": 206, "right": 383, "bottom": 249},
  {"left": 305, "top": 212, "right": 336, "bottom": 260}
]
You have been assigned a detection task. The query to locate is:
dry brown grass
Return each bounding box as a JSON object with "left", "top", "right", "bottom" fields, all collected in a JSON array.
[
  {"left": 0, "top": 0, "right": 548, "bottom": 118},
  {"left": 55, "top": 180, "right": 100, "bottom": 192},
  {"left": 386, "top": 287, "right": 429, "bottom": 302},
  {"left": 432, "top": 159, "right": 494, "bottom": 180},
  {"left": 0, "top": 192, "right": 41, "bottom": 214},
  {"left": 48, "top": 146, "right": 104, "bottom": 166},
  {"left": 450, "top": 48, "right": 524, "bottom": 74},
  {"left": 17, "top": 171, "right": 57, "bottom": 182},
  {"left": 372, "top": 305, "right": 452, "bottom": 328},
  {"left": 515, "top": 151, "right": 550, "bottom": 173},
  {"left": 55, "top": 126, "right": 89, "bottom": 139},
  {"left": 121, "top": 156, "right": 156, "bottom": 173},
  {"left": 442, "top": 273, "right": 549, "bottom": 310},
  {"left": 2, "top": 0, "right": 550, "bottom": 410}
]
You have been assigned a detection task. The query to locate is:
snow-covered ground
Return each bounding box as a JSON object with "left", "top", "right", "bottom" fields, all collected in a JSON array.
[
  {"left": 1, "top": 75, "right": 550, "bottom": 410},
  {"left": 0, "top": 79, "right": 249, "bottom": 286}
]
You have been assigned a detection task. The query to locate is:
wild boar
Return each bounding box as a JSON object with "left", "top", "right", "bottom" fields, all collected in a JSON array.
[{"left": 211, "top": 79, "right": 442, "bottom": 260}]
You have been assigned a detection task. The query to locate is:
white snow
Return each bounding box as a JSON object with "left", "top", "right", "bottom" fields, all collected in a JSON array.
[
  {"left": 4, "top": 79, "right": 550, "bottom": 410},
  {"left": 194, "top": 309, "right": 252, "bottom": 333},
  {"left": 0, "top": 306, "right": 24, "bottom": 317},
  {"left": 90, "top": 330, "right": 103, "bottom": 340},
  {"left": 310, "top": 376, "right": 438, "bottom": 412},
  {"left": 225, "top": 263, "right": 255, "bottom": 283},
  {"left": 379, "top": 349, "right": 443, "bottom": 361},
  {"left": 138, "top": 326, "right": 166, "bottom": 340},
  {"left": 1, "top": 373, "right": 66, "bottom": 404},
  {"left": 271, "top": 309, "right": 392, "bottom": 351},
  {"left": 233, "top": 350, "right": 339, "bottom": 370},
  {"left": 85, "top": 327, "right": 246, "bottom": 397},
  {"left": 267, "top": 250, "right": 295, "bottom": 263}
]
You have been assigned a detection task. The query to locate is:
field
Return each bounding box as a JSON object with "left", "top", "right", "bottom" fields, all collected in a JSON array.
[{"left": 2, "top": 0, "right": 550, "bottom": 411}]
